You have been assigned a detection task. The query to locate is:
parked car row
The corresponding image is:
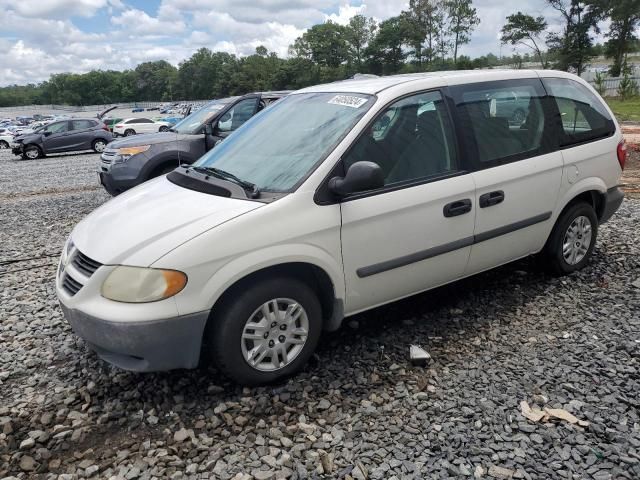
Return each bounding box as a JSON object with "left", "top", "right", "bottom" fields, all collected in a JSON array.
[{"left": 56, "top": 70, "right": 625, "bottom": 385}]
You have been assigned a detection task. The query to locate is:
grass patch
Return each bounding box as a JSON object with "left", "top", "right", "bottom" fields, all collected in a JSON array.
[{"left": 605, "top": 97, "right": 640, "bottom": 122}]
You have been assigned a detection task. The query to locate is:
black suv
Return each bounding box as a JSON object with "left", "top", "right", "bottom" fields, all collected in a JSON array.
[
  {"left": 98, "top": 91, "right": 290, "bottom": 195},
  {"left": 12, "top": 118, "right": 113, "bottom": 159}
]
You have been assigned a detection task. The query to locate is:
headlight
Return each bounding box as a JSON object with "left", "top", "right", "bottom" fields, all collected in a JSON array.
[
  {"left": 115, "top": 145, "right": 150, "bottom": 162},
  {"left": 101, "top": 266, "right": 187, "bottom": 303}
]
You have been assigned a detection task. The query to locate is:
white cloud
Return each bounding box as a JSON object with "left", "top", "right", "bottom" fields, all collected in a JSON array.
[
  {"left": 325, "top": 3, "right": 366, "bottom": 25},
  {"left": 0, "top": 0, "right": 111, "bottom": 18},
  {"left": 111, "top": 8, "right": 186, "bottom": 35}
]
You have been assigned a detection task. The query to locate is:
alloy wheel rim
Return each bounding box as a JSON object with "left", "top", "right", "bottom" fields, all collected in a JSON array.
[
  {"left": 0, "top": 142, "right": 7, "bottom": 149},
  {"left": 26, "top": 149, "right": 38, "bottom": 159},
  {"left": 95, "top": 141, "right": 105, "bottom": 152},
  {"left": 240, "top": 298, "right": 309, "bottom": 372},
  {"left": 562, "top": 215, "right": 592, "bottom": 265}
]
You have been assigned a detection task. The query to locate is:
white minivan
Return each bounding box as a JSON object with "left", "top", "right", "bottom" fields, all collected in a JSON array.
[{"left": 56, "top": 70, "right": 626, "bottom": 384}]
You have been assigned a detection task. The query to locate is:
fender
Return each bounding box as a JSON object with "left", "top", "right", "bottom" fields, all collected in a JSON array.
[
  {"left": 553, "top": 176, "right": 607, "bottom": 223},
  {"left": 139, "top": 149, "right": 197, "bottom": 180},
  {"left": 171, "top": 243, "right": 345, "bottom": 319}
]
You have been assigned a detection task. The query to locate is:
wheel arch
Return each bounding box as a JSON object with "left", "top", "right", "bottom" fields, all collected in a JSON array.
[
  {"left": 208, "top": 262, "right": 340, "bottom": 332},
  {"left": 554, "top": 178, "right": 607, "bottom": 222}
]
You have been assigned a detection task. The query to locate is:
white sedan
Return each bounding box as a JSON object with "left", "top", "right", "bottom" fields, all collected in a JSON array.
[
  {"left": 0, "top": 133, "right": 13, "bottom": 149},
  {"left": 113, "top": 118, "right": 172, "bottom": 137}
]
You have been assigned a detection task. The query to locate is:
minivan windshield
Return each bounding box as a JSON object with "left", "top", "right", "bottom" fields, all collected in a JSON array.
[
  {"left": 171, "top": 97, "right": 238, "bottom": 135},
  {"left": 193, "top": 92, "right": 374, "bottom": 192}
]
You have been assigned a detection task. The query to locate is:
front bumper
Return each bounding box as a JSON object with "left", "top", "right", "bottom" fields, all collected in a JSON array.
[
  {"left": 600, "top": 186, "right": 624, "bottom": 224},
  {"left": 98, "top": 152, "right": 147, "bottom": 195},
  {"left": 60, "top": 303, "right": 209, "bottom": 371},
  {"left": 11, "top": 144, "right": 23, "bottom": 155}
]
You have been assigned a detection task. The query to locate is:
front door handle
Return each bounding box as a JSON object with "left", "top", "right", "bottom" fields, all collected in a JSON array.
[
  {"left": 443, "top": 199, "right": 472, "bottom": 217},
  {"left": 479, "top": 190, "right": 505, "bottom": 208}
]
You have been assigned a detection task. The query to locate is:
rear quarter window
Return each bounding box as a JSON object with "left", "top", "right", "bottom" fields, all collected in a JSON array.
[{"left": 542, "top": 78, "right": 614, "bottom": 147}]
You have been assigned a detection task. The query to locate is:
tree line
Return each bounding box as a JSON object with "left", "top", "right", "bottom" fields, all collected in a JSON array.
[{"left": 0, "top": 0, "right": 638, "bottom": 107}]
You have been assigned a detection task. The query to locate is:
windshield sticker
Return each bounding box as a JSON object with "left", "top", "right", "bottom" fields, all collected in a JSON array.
[{"left": 328, "top": 95, "right": 368, "bottom": 108}]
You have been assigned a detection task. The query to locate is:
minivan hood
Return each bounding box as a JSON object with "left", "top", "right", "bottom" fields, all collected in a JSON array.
[
  {"left": 71, "top": 177, "right": 263, "bottom": 266},
  {"left": 109, "top": 132, "right": 187, "bottom": 148}
]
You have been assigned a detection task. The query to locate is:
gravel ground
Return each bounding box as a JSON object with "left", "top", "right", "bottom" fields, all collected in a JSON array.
[{"left": 1, "top": 148, "right": 639, "bottom": 480}]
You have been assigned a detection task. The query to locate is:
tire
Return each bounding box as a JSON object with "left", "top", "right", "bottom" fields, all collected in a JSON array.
[
  {"left": 124, "top": 129, "right": 135, "bottom": 136},
  {"left": 0, "top": 140, "right": 8, "bottom": 149},
  {"left": 23, "top": 145, "right": 42, "bottom": 160},
  {"left": 159, "top": 126, "right": 169, "bottom": 132},
  {"left": 207, "top": 276, "right": 322, "bottom": 385},
  {"left": 543, "top": 202, "right": 598, "bottom": 275},
  {"left": 92, "top": 139, "right": 107, "bottom": 153}
]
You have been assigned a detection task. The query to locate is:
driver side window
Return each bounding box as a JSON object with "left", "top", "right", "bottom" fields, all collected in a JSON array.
[
  {"left": 343, "top": 91, "right": 457, "bottom": 187},
  {"left": 217, "top": 98, "right": 259, "bottom": 133},
  {"left": 45, "top": 122, "right": 69, "bottom": 134}
]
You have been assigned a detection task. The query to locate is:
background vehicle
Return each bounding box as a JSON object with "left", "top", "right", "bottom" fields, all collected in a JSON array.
[
  {"left": 103, "top": 117, "right": 123, "bottom": 133},
  {"left": 113, "top": 118, "right": 172, "bottom": 136},
  {"left": 132, "top": 107, "right": 144, "bottom": 113},
  {"left": 12, "top": 118, "right": 112, "bottom": 159},
  {"left": 99, "top": 91, "right": 289, "bottom": 195},
  {"left": 0, "top": 133, "right": 13, "bottom": 149}
]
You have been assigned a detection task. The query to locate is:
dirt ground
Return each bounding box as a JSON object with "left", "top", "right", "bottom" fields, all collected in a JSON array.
[{"left": 622, "top": 125, "right": 640, "bottom": 199}]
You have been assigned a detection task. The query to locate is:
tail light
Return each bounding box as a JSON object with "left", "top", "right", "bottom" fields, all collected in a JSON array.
[
  {"left": 617, "top": 139, "right": 627, "bottom": 170},
  {"left": 115, "top": 124, "right": 123, "bottom": 129},
  {"left": 102, "top": 124, "right": 109, "bottom": 132}
]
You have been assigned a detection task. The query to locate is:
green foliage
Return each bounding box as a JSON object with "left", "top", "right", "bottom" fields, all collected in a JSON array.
[
  {"left": 617, "top": 64, "right": 639, "bottom": 100},
  {"left": 1, "top": 0, "right": 636, "bottom": 108},
  {"left": 594, "top": 70, "right": 608, "bottom": 95},
  {"left": 501, "top": 12, "right": 548, "bottom": 67},
  {"left": 545, "top": 0, "right": 599, "bottom": 75}
]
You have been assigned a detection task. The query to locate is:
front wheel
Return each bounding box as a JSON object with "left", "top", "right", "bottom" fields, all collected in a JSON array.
[
  {"left": 543, "top": 202, "right": 598, "bottom": 275},
  {"left": 207, "top": 277, "right": 322, "bottom": 385},
  {"left": 159, "top": 126, "right": 169, "bottom": 132},
  {"left": 23, "top": 145, "right": 42, "bottom": 159},
  {"left": 0, "top": 140, "right": 8, "bottom": 149},
  {"left": 92, "top": 139, "right": 107, "bottom": 153}
]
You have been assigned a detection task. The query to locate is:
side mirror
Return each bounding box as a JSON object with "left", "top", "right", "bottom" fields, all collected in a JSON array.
[
  {"left": 43, "top": 131, "right": 52, "bottom": 137},
  {"left": 204, "top": 123, "right": 213, "bottom": 136},
  {"left": 328, "top": 161, "right": 384, "bottom": 197}
]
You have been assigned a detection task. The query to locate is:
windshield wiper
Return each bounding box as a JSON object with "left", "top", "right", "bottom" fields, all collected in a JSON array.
[{"left": 190, "top": 166, "right": 260, "bottom": 198}]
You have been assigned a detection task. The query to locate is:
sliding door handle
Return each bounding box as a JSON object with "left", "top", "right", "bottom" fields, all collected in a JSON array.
[
  {"left": 479, "top": 190, "right": 505, "bottom": 208},
  {"left": 443, "top": 199, "right": 472, "bottom": 217}
]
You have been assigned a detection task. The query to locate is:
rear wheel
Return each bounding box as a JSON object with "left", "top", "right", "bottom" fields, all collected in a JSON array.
[
  {"left": 544, "top": 202, "right": 598, "bottom": 275},
  {"left": 207, "top": 276, "right": 322, "bottom": 385},
  {"left": 23, "top": 145, "right": 42, "bottom": 159},
  {"left": 124, "top": 129, "right": 135, "bottom": 136},
  {"left": 159, "top": 126, "right": 169, "bottom": 132},
  {"left": 0, "top": 140, "right": 8, "bottom": 149},
  {"left": 92, "top": 139, "right": 107, "bottom": 153}
]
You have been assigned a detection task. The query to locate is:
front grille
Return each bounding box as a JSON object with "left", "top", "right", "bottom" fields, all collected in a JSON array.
[
  {"left": 72, "top": 251, "right": 102, "bottom": 278},
  {"left": 62, "top": 274, "right": 83, "bottom": 296},
  {"left": 101, "top": 149, "right": 118, "bottom": 165}
]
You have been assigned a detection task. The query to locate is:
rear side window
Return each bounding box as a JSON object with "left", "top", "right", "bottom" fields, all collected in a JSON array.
[
  {"left": 452, "top": 79, "right": 546, "bottom": 165},
  {"left": 71, "top": 120, "right": 94, "bottom": 130},
  {"left": 542, "top": 78, "right": 614, "bottom": 146}
]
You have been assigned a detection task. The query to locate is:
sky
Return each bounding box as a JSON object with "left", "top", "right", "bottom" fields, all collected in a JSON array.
[{"left": 0, "top": 0, "right": 589, "bottom": 86}]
